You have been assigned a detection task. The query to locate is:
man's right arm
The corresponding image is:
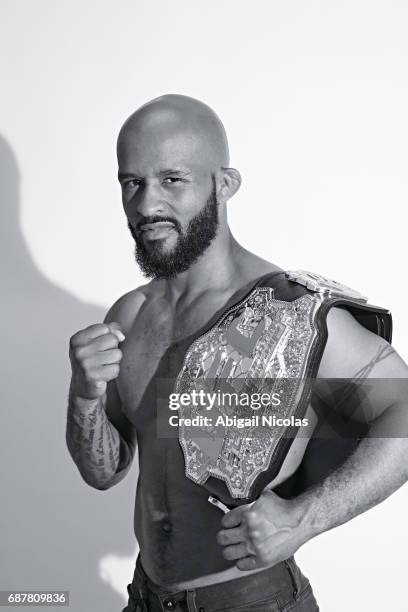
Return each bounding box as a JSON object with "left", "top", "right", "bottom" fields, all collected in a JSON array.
[{"left": 66, "top": 321, "right": 137, "bottom": 490}]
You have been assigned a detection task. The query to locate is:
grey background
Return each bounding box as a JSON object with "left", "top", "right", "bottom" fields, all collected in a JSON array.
[
  {"left": 0, "top": 135, "right": 138, "bottom": 610},
  {"left": 1, "top": 1, "right": 407, "bottom": 610}
]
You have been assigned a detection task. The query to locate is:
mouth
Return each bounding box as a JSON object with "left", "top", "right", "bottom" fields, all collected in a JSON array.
[
  {"left": 139, "top": 221, "right": 175, "bottom": 232},
  {"left": 138, "top": 221, "right": 177, "bottom": 241}
]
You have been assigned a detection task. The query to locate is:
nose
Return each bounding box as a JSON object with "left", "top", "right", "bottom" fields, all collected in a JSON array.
[{"left": 125, "top": 181, "right": 165, "bottom": 221}]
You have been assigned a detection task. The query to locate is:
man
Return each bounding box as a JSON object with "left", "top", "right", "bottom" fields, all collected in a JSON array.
[{"left": 66, "top": 94, "right": 408, "bottom": 612}]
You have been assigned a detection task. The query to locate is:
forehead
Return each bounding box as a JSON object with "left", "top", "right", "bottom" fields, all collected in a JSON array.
[{"left": 117, "top": 118, "right": 214, "bottom": 176}]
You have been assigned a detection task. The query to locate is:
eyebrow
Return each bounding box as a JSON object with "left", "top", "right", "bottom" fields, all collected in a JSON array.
[
  {"left": 118, "top": 172, "right": 137, "bottom": 182},
  {"left": 118, "top": 169, "right": 191, "bottom": 182},
  {"left": 159, "top": 169, "right": 191, "bottom": 177}
]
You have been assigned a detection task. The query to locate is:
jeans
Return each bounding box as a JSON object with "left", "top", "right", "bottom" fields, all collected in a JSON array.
[{"left": 122, "top": 554, "right": 319, "bottom": 612}]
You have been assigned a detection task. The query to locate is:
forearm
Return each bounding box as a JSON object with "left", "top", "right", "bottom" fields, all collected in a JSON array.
[
  {"left": 298, "top": 405, "right": 408, "bottom": 539},
  {"left": 66, "top": 386, "right": 127, "bottom": 490}
]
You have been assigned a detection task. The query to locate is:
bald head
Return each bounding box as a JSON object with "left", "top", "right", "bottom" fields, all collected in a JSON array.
[
  {"left": 116, "top": 95, "right": 242, "bottom": 278},
  {"left": 117, "top": 94, "right": 230, "bottom": 173}
]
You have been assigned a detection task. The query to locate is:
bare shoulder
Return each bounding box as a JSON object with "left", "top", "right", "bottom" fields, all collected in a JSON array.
[
  {"left": 318, "top": 306, "right": 406, "bottom": 379},
  {"left": 325, "top": 306, "right": 372, "bottom": 343},
  {"left": 238, "top": 249, "right": 284, "bottom": 278},
  {"left": 103, "top": 281, "right": 153, "bottom": 334}
]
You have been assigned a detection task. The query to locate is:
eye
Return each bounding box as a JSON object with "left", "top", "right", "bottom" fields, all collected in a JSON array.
[
  {"left": 122, "top": 179, "right": 140, "bottom": 191},
  {"left": 163, "top": 177, "right": 183, "bottom": 184}
]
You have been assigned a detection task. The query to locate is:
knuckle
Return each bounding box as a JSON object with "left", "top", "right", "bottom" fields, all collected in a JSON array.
[
  {"left": 81, "top": 356, "right": 94, "bottom": 371},
  {"left": 106, "top": 332, "right": 119, "bottom": 344},
  {"left": 249, "top": 528, "right": 261, "bottom": 541},
  {"left": 69, "top": 332, "right": 84, "bottom": 350},
  {"left": 72, "top": 346, "right": 87, "bottom": 362},
  {"left": 246, "top": 509, "right": 258, "bottom": 523},
  {"left": 69, "top": 336, "right": 77, "bottom": 350},
  {"left": 253, "top": 540, "right": 262, "bottom": 554},
  {"left": 220, "top": 515, "right": 230, "bottom": 528},
  {"left": 115, "top": 349, "right": 123, "bottom": 361},
  {"left": 84, "top": 369, "right": 97, "bottom": 383},
  {"left": 90, "top": 323, "right": 109, "bottom": 334},
  {"left": 223, "top": 546, "right": 235, "bottom": 560},
  {"left": 108, "top": 364, "right": 120, "bottom": 378},
  {"left": 258, "top": 548, "right": 269, "bottom": 563}
]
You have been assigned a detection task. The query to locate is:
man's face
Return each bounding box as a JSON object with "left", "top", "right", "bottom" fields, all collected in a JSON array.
[
  {"left": 127, "top": 179, "right": 219, "bottom": 279},
  {"left": 117, "top": 125, "right": 220, "bottom": 279}
]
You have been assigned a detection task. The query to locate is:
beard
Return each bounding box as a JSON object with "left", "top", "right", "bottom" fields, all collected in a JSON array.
[{"left": 127, "top": 180, "right": 219, "bottom": 279}]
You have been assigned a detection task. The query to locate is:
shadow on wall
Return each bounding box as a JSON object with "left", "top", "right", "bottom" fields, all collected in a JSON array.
[{"left": 0, "top": 134, "right": 138, "bottom": 612}]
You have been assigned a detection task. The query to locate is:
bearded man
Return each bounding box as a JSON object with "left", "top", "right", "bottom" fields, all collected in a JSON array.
[{"left": 66, "top": 94, "right": 408, "bottom": 612}]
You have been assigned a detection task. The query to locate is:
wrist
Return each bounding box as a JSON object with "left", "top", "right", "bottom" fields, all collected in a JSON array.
[
  {"left": 259, "top": 489, "right": 317, "bottom": 543},
  {"left": 69, "top": 378, "right": 105, "bottom": 406},
  {"left": 68, "top": 389, "right": 105, "bottom": 417},
  {"left": 71, "top": 394, "right": 102, "bottom": 408},
  {"left": 294, "top": 491, "right": 323, "bottom": 542}
]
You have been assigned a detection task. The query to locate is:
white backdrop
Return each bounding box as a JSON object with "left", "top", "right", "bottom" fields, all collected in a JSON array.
[{"left": 1, "top": 1, "right": 407, "bottom": 610}]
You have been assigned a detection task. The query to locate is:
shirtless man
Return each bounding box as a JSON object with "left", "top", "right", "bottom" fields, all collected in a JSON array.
[{"left": 66, "top": 94, "right": 408, "bottom": 612}]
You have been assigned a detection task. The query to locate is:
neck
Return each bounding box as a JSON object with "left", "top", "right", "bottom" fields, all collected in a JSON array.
[{"left": 159, "top": 228, "right": 249, "bottom": 303}]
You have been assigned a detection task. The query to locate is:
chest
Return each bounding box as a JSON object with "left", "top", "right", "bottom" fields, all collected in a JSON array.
[{"left": 117, "top": 293, "right": 230, "bottom": 419}]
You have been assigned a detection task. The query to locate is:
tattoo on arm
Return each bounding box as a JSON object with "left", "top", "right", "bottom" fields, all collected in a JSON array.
[
  {"left": 337, "top": 343, "right": 394, "bottom": 414},
  {"left": 316, "top": 343, "right": 395, "bottom": 425},
  {"left": 66, "top": 390, "right": 121, "bottom": 487},
  {"left": 352, "top": 343, "right": 395, "bottom": 378}
]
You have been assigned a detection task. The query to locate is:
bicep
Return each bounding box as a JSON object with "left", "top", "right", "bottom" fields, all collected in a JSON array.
[
  {"left": 103, "top": 302, "right": 138, "bottom": 459},
  {"left": 316, "top": 307, "right": 408, "bottom": 422},
  {"left": 105, "top": 379, "right": 137, "bottom": 457},
  {"left": 102, "top": 288, "right": 146, "bottom": 461}
]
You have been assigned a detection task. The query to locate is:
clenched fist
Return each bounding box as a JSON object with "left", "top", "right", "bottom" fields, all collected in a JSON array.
[{"left": 69, "top": 322, "right": 125, "bottom": 400}]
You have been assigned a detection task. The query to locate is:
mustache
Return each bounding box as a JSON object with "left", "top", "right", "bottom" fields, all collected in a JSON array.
[{"left": 128, "top": 216, "right": 182, "bottom": 234}]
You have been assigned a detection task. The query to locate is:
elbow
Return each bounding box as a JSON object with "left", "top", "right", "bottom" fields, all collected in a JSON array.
[
  {"left": 65, "top": 429, "right": 131, "bottom": 490},
  {"left": 80, "top": 471, "right": 116, "bottom": 491},
  {"left": 90, "top": 480, "right": 113, "bottom": 491},
  {"left": 66, "top": 448, "right": 119, "bottom": 491},
  {"left": 83, "top": 462, "right": 131, "bottom": 490}
]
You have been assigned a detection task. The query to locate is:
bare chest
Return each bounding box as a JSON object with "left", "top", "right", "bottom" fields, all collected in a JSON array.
[{"left": 117, "top": 296, "right": 225, "bottom": 420}]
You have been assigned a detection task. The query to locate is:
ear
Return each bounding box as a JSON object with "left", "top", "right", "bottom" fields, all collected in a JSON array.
[{"left": 217, "top": 168, "right": 242, "bottom": 204}]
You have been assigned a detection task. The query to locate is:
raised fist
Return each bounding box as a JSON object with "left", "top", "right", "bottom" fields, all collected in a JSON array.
[{"left": 69, "top": 322, "right": 125, "bottom": 400}]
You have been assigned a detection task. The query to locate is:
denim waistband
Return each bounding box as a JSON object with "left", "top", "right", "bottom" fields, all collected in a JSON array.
[{"left": 126, "top": 554, "right": 306, "bottom": 612}]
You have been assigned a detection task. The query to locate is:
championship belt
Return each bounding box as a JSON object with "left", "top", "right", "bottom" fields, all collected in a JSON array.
[{"left": 174, "top": 270, "right": 392, "bottom": 504}]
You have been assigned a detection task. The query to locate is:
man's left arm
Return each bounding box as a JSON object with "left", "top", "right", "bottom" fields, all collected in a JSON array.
[{"left": 217, "top": 307, "right": 408, "bottom": 570}]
